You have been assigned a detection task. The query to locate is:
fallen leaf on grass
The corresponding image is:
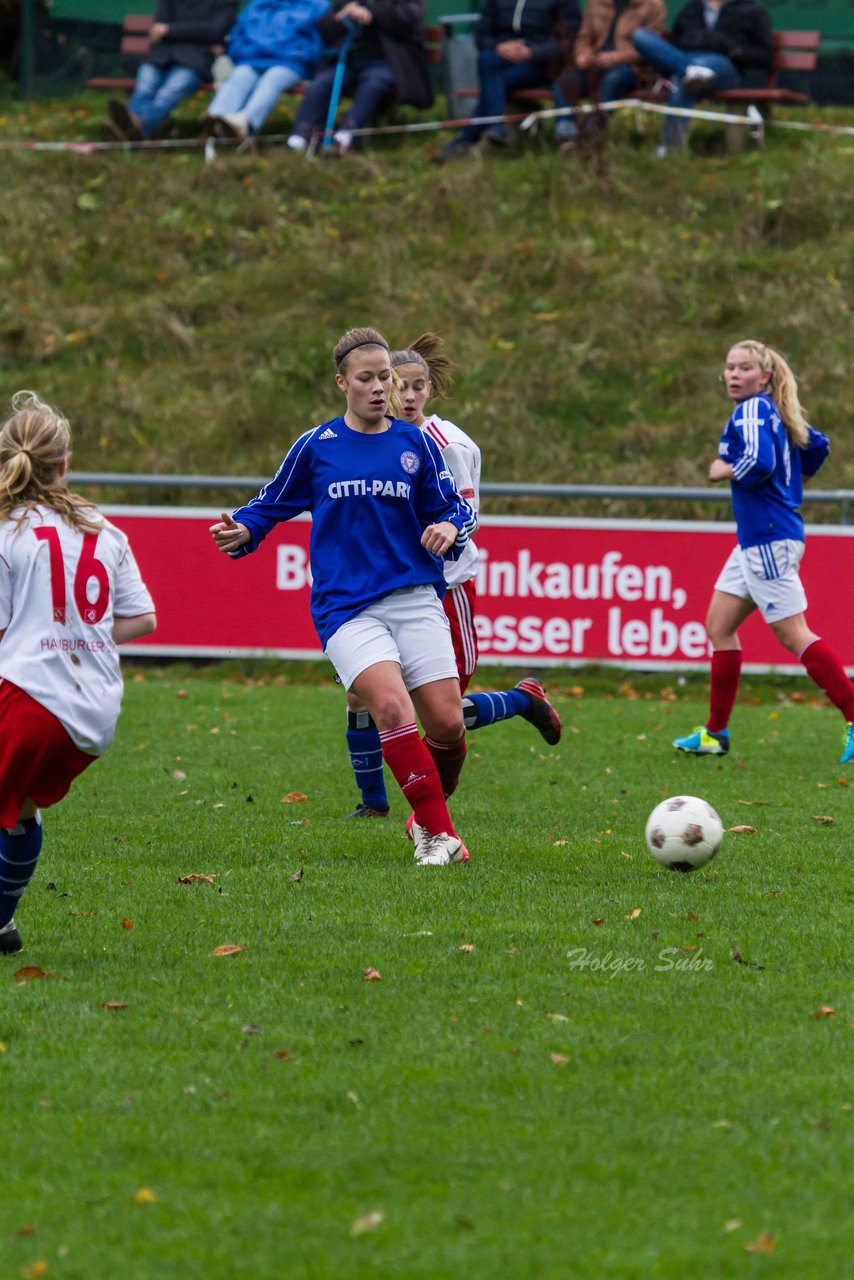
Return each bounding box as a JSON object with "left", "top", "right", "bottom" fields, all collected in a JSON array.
[
  {"left": 21, "top": 1262, "right": 47, "bottom": 1278},
  {"left": 625, "top": 908, "right": 642, "bottom": 920},
  {"left": 133, "top": 1188, "right": 157, "bottom": 1206},
  {"left": 731, "top": 946, "right": 765, "bottom": 970},
  {"left": 171, "top": 769, "right": 187, "bottom": 781},
  {"left": 809, "top": 1005, "right": 835, "bottom": 1019},
  {"left": 743, "top": 1232, "right": 775, "bottom": 1254},
  {"left": 210, "top": 944, "right": 245, "bottom": 957},
  {"left": 14, "top": 966, "right": 57, "bottom": 983},
  {"left": 274, "top": 1050, "right": 291, "bottom": 1060},
  {"left": 545, "top": 1012, "right": 570, "bottom": 1023},
  {"left": 812, "top": 815, "right": 834, "bottom": 826},
  {"left": 550, "top": 1053, "right": 569, "bottom": 1066},
  {"left": 292, "top": 868, "right": 304, "bottom": 882},
  {"left": 459, "top": 944, "right": 476, "bottom": 953},
  {"left": 177, "top": 873, "right": 219, "bottom": 886},
  {"left": 591, "top": 918, "right": 605, "bottom": 927},
  {"left": 281, "top": 792, "right": 308, "bottom": 803},
  {"left": 16, "top": 1224, "right": 36, "bottom": 1236},
  {"left": 241, "top": 1024, "right": 262, "bottom": 1036},
  {"left": 362, "top": 967, "right": 382, "bottom": 982},
  {"left": 0, "top": 1041, "right": 7, "bottom": 1053},
  {"left": 722, "top": 1218, "right": 742, "bottom": 1233},
  {"left": 837, "top": 776, "right": 850, "bottom": 787},
  {"left": 726, "top": 825, "right": 757, "bottom": 834},
  {"left": 122, "top": 918, "right": 134, "bottom": 930},
  {"left": 351, "top": 1210, "right": 384, "bottom": 1237},
  {"left": 102, "top": 1002, "right": 128, "bottom": 1011}
]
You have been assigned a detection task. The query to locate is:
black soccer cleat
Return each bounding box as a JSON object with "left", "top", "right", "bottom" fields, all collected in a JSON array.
[
  {"left": 516, "top": 678, "right": 562, "bottom": 746},
  {"left": 0, "top": 919, "right": 23, "bottom": 955},
  {"left": 345, "top": 803, "right": 391, "bottom": 819}
]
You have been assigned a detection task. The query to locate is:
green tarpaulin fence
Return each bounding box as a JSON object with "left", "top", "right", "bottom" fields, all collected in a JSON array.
[{"left": 45, "top": 0, "right": 854, "bottom": 50}]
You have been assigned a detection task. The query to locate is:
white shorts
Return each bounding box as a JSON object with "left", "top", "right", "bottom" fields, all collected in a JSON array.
[
  {"left": 714, "top": 540, "right": 807, "bottom": 623},
  {"left": 324, "top": 585, "right": 459, "bottom": 692}
]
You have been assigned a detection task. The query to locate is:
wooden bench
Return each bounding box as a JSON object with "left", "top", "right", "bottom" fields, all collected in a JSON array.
[{"left": 85, "top": 14, "right": 161, "bottom": 93}]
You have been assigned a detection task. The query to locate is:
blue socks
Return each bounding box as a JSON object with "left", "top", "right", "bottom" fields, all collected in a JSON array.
[
  {"left": 0, "top": 813, "right": 44, "bottom": 927},
  {"left": 346, "top": 711, "right": 389, "bottom": 811},
  {"left": 462, "top": 688, "right": 530, "bottom": 731}
]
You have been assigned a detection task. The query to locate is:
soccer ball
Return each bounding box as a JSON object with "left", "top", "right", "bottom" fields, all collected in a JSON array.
[{"left": 645, "top": 795, "right": 724, "bottom": 872}]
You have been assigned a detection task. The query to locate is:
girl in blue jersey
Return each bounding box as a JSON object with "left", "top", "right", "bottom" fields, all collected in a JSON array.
[
  {"left": 210, "top": 326, "right": 478, "bottom": 866},
  {"left": 673, "top": 340, "right": 854, "bottom": 765},
  {"left": 343, "top": 332, "right": 562, "bottom": 823}
]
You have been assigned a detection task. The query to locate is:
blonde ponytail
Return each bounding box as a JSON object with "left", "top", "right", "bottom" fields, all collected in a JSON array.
[
  {"left": 0, "top": 391, "right": 101, "bottom": 532},
  {"left": 733, "top": 340, "right": 810, "bottom": 447}
]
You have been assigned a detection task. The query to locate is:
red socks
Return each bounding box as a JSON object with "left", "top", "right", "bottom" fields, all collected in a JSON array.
[
  {"left": 424, "top": 733, "right": 467, "bottom": 798},
  {"left": 379, "top": 723, "right": 456, "bottom": 836},
  {"left": 707, "top": 649, "right": 743, "bottom": 734},
  {"left": 800, "top": 639, "right": 854, "bottom": 721}
]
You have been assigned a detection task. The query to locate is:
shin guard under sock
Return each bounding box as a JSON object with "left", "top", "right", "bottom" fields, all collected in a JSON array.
[
  {"left": 379, "top": 723, "right": 455, "bottom": 836},
  {"left": 424, "top": 732, "right": 467, "bottom": 798},
  {"left": 0, "top": 813, "right": 44, "bottom": 927},
  {"left": 346, "top": 710, "right": 389, "bottom": 810},
  {"left": 707, "top": 649, "right": 743, "bottom": 734},
  {"left": 800, "top": 638, "right": 854, "bottom": 722}
]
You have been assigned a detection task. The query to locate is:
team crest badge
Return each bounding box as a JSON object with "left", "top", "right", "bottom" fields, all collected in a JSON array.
[{"left": 400, "top": 451, "right": 420, "bottom": 475}]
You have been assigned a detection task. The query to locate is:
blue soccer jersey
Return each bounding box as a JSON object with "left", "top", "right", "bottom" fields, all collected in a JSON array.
[
  {"left": 718, "top": 394, "right": 829, "bottom": 548},
  {"left": 230, "top": 416, "right": 476, "bottom": 646}
]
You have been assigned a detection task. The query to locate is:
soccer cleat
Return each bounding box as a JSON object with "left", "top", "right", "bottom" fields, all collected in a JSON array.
[
  {"left": 672, "top": 726, "right": 730, "bottom": 755},
  {"left": 346, "top": 802, "right": 390, "bottom": 819},
  {"left": 406, "top": 812, "right": 429, "bottom": 859},
  {"left": 840, "top": 722, "right": 854, "bottom": 765},
  {"left": 516, "top": 678, "right": 562, "bottom": 745},
  {"left": 0, "top": 919, "right": 23, "bottom": 955},
  {"left": 416, "top": 832, "right": 469, "bottom": 867}
]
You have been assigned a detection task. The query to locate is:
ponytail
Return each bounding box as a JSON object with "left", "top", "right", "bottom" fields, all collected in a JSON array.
[{"left": 733, "top": 340, "right": 810, "bottom": 447}]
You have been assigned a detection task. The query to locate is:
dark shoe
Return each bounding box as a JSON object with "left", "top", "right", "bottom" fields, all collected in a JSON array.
[
  {"left": 434, "top": 136, "right": 474, "bottom": 164},
  {"left": 484, "top": 127, "right": 510, "bottom": 147},
  {"left": 346, "top": 802, "right": 391, "bottom": 819},
  {"left": 516, "top": 677, "right": 562, "bottom": 745},
  {"left": 108, "top": 98, "right": 142, "bottom": 141},
  {"left": 0, "top": 919, "right": 23, "bottom": 955}
]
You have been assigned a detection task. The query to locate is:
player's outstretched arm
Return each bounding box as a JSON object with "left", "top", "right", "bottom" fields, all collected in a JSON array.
[
  {"left": 113, "top": 613, "right": 157, "bottom": 644},
  {"left": 210, "top": 512, "right": 251, "bottom": 553}
]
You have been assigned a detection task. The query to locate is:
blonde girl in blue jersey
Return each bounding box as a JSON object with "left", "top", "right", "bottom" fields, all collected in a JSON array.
[
  {"left": 211, "top": 326, "right": 477, "bottom": 867},
  {"left": 673, "top": 340, "right": 854, "bottom": 765}
]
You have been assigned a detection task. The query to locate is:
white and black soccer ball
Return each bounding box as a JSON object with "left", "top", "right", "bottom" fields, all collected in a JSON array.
[{"left": 645, "top": 795, "right": 724, "bottom": 872}]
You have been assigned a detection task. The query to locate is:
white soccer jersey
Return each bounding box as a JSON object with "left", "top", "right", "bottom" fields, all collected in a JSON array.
[
  {"left": 422, "top": 414, "right": 481, "bottom": 588},
  {"left": 0, "top": 505, "right": 154, "bottom": 755}
]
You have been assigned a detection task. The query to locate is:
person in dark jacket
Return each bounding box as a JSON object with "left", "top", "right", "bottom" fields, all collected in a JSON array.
[
  {"left": 435, "top": 0, "right": 581, "bottom": 162},
  {"left": 631, "top": 0, "right": 772, "bottom": 153},
  {"left": 286, "top": 0, "right": 433, "bottom": 154},
  {"left": 203, "top": 0, "right": 330, "bottom": 140},
  {"left": 105, "top": 0, "right": 238, "bottom": 141}
]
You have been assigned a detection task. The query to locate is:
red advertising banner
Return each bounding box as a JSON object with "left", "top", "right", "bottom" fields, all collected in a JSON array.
[{"left": 107, "top": 507, "right": 853, "bottom": 673}]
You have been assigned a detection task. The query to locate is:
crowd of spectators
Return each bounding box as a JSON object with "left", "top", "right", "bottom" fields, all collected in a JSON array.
[{"left": 101, "top": 0, "right": 775, "bottom": 157}]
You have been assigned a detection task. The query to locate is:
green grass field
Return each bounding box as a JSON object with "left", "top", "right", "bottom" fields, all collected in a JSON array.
[{"left": 3, "top": 668, "right": 850, "bottom": 1279}]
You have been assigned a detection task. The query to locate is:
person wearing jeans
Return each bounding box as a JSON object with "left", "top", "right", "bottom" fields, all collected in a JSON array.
[
  {"left": 287, "top": 0, "right": 433, "bottom": 154},
  {"left": 436, "top": 0, "right": 581, "bottom": 162},
  {"left": 203, "top": 0, "right": 330, "bottom": 141},
  {"left": 553, "top": 0, "right": 666, "bottom": 148},
  {"left": 105, "top": 0, "right": 238, "bottom": 141},
  {"left": 631, "top": 0, "right": 772, "bottom": 152}
]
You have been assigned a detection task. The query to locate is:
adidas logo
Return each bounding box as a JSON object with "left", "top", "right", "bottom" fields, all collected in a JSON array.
[{"left": 318, "top": 427, "right": 337, "bottom": 440}]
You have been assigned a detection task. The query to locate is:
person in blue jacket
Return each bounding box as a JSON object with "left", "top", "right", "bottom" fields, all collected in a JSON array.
[
  {"left": 672, "top": 340, "right": 854, "bottom": 766},
  {"left": 203, "top": 0, "right": 330, "bottom": 140},
  {"left": 210, "top": 326, "right": 478, "bottom": 867}
]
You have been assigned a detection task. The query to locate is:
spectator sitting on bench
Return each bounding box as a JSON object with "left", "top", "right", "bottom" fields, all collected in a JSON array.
[
  {"left": 631, "top": 0, "right": 772, "bottom": 155},
  {"left": 202, "top": 0, "right": 330, "bottom": 141},
  {"left": 435, "top": 0, "right": 580, "bottom": 163},
  {"left": 553, "top": 0, "right": 666, "bottom": 149},
  {"left": 105, "top": 0, "right": 238, "bottom": 141},
  {"left": 286, "top": 0, "right": 433, "bottom": 155}
]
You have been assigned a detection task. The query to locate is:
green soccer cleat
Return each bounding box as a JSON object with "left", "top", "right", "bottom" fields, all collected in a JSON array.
[
  {"left": 840, "top": 722, "right": 854, "bottom": 766},
  {"left": 672, "top": 726, "right": 730, "bottom": 756}
]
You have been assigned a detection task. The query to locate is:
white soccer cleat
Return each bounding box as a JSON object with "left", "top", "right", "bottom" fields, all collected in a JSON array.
[
  {"left": 416, "top": 832, "right": 469, "bottom": 867},
  {"left": 406, "top": 812, "right": 429, "bottom": 860}
]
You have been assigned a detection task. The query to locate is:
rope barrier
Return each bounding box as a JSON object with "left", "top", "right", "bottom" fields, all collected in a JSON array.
[{"left": 1, "top": 97, "right": 852, "bottom": 156}]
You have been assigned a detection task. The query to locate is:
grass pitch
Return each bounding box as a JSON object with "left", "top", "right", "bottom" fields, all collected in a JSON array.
[{"left": 2, "top": 668, "right": 850, "bottom": 1278}]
